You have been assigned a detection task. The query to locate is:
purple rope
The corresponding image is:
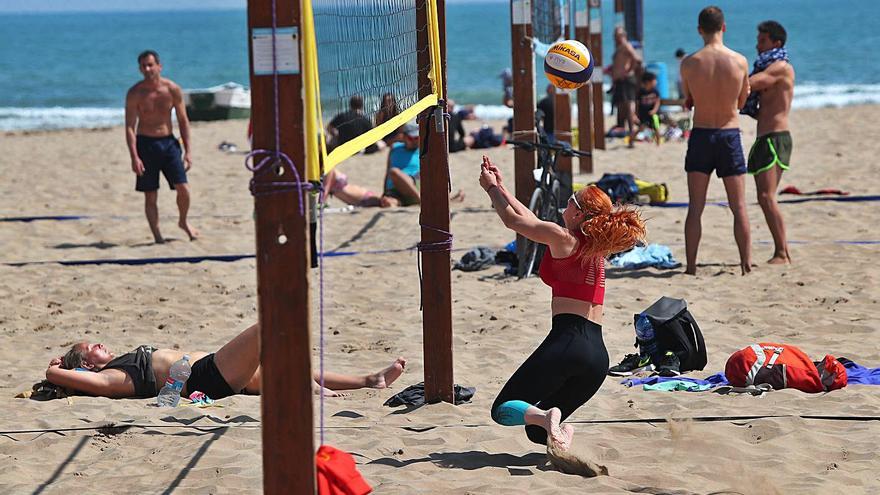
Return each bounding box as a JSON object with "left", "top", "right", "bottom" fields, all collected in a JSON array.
[
  {"left": 417, "top": 224, "right": 453, "bottom": 310},
  {"left": 319, "top": 185, "right": 325, "bottom": 446}
]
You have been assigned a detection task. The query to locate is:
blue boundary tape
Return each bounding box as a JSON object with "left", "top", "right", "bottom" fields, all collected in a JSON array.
[
  {"left": 649, "top": 194, "right": 880, "bottom": 208},
  {"left": 3, "top": 246, "right": 469, "bottom": 267}
]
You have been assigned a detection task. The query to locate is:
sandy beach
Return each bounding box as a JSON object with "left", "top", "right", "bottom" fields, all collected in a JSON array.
[{"left": 2, "top": 105, "right": 880, "bottom": 493}]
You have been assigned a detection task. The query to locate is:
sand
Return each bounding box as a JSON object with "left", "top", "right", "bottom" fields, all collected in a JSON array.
[{"left": 2, "top": 105, "right": 879, "bottom": 493}]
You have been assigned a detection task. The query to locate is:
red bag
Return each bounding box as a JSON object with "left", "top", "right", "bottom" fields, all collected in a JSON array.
[
  {"left": 725, "top": 343, "right": 847, "bottom": 393},
  {"left": 316, "top": 445, "right": 372, "bottom": 495}
]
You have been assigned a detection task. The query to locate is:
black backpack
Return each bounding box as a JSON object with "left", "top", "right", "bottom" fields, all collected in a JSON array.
[
  {"left": 595, "top": 173, "right": 639, "bottom": 204},
  {"left": 639, "top": 297, "right": 707, "bottom": 372}
]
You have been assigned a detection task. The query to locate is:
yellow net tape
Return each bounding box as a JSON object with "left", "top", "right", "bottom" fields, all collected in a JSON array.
[{"left": 303, "top": 0, "right": 444, "bottom": 181}]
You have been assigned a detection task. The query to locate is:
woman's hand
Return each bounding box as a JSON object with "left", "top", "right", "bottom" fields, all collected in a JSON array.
[
  {"left": 48, "top": 357, "right": 62, "bottom": 368},
  {"left": 483, "top": 155, "right": 504, "bottom": 186},
  {"left": 479, "top": 157, "right": 499, "bottom": 192}
]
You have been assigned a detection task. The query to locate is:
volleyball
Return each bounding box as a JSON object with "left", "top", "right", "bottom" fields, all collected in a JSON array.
[{"left": 543, "top": 40, "right": 594, "bottom": 90}]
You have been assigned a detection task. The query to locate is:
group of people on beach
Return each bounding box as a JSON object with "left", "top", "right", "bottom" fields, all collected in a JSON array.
[
  {"left": 50, "top": 5, "right": 795, "bottom": 470},
  {"left": 612, "top": 8, "right": 794, "bottom": 274}
]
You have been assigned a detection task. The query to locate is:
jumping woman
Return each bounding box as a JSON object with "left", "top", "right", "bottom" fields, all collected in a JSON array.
[{"left": 480, "top": 155, "right": 645, "bottom": 454}]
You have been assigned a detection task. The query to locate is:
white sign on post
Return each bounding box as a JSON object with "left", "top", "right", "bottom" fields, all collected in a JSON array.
[
  {"left": 512, "top": 0, "right": 532, "bottom": 25},
  {"left": 252, "top": 27, "right": 300, "bottom": 75}
]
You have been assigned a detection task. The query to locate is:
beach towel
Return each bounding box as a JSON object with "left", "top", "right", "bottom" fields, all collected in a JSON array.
[
  {"left": 780, "top": 185, "right": 849, "bottom": 196},
  {"left": 316, "top": 445, "right": 372, "bottom": 495},
  {"left": 621, "top": 373, "right": 728, "bottom": 389},
  {"left": 838, "top": 358, "right": 880, "bottom": 385},
  {"left": 608, "top": 244, "right": 681, "bottom": 270},
  {"left": 741, "top": 47, "right": 789, "bottom": 118}
]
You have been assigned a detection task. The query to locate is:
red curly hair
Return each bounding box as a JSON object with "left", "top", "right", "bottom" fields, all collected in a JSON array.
[{"left": 573, "top": 185, "right": 646, "bottom": 263}]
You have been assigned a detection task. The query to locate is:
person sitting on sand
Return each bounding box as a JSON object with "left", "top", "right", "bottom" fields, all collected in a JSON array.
[
  {"left": 480, "top": 156, "right": 645, "bottom": 453},
  {"left": 45, "top": 323, "right": 406, "bottom": 400},
  {"left": 381, "top": 122, "right": 423, "bottom": 207},
  {"left": 374, "top": 92, "right": 402, "bottom": 146},
  {"left": 323, "top": 168, "right": 382, "bottom": 208}
]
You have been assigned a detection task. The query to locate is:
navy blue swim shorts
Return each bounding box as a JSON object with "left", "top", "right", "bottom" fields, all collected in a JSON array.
[
  {"left": 684, "top": 128, "right": 746, "bottom": 178},
  {"left": 135, "top": 135, "right": 187, "bottom": 192}
]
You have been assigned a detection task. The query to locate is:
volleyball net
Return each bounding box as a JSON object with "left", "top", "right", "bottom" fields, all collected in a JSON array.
[
  {"left": 303, "top": 0, "right": 444, "bottom": 181},
  {"left": 531, "top": 0, "right": 569, "bottom": 57}
]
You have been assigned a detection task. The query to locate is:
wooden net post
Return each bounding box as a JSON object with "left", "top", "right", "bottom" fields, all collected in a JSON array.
[
  {"left": 589, "top": 0, "right": 606, "bottom": 150},
  {"left": 417, "top": 0, "right": 454, "bottom": 404},
  {"left": 511, "top": 0, "right": 537, "bottom": 275},
  {"left": 247, "top": 0, "right": 316, "bottom": 492},
  {"left": 574, "top": 0, "right": 594, "bottom": 173}
]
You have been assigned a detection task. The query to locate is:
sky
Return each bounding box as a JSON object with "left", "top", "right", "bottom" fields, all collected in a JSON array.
[{"left": 0, "top": 0, "right": 499, "bottom": 13}]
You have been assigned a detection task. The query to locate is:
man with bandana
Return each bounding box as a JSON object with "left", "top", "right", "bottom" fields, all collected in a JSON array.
[{"left": 742, "top": 21, "right": 795, "bottom": 265}]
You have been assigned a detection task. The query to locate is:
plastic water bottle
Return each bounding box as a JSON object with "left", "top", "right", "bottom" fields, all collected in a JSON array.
[
  {"left": 635, "top": 314, "right": 659, "bottom": 359},
  {"left": 156, "top": 355, "right": 192, "bottom": 408}
]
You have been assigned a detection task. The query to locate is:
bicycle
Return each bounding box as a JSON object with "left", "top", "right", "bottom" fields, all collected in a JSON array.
[{"left": 507, "top": 132, "right": 591, "bottom": 279}]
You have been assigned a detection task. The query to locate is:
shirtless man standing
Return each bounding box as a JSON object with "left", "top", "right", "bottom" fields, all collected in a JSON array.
[
  {"left": 125, "top": 50, "right": 198, "bottom": 243},
  {"left": 611, "top": 26, "right": 642, "bottom": 146},
  {"left": 680, "top": 6, "right": 752, "bottom": 275},
  {"left": 744, "top": 21, "right": 794, "bottom": 264}
]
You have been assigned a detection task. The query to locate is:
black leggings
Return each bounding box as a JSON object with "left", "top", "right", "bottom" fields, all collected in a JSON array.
[{"left": 491, "top": 314, "right": 609, "bottom": 445}]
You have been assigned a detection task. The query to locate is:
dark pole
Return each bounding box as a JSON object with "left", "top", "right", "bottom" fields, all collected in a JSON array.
[
  {"left": 417, "top": 0, "right": 454, "bottom": 404},
  {"left": 575, "top": 0, "right": 594, "bottom": 173},
  {"left": 589, "top": 0, "right": 606, "bottom": 150},
  {"left": 247, "top": 0, "right": 315, "bottom": 492},
  {"left": 511, "top": 0, "right": 536, "bottom": 274}
]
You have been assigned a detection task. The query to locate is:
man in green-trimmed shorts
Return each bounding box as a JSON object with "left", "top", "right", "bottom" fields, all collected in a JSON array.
[{"left": 746, "top": 20, "right": 795, "bottom": 264}]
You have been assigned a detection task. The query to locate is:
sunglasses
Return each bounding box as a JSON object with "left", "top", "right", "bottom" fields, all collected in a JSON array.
[{"left": 568, "top": 192, "right": 584, "bottom": 212}]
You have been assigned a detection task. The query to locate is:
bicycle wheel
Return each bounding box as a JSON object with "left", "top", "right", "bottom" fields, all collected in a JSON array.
[{"left": 518, "top": 187, "right": 547, "bottom": 279}]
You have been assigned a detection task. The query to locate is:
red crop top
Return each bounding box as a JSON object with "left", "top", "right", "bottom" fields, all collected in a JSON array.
[{"left": 538, "top": 243, "right": 606, "bottom": 305}]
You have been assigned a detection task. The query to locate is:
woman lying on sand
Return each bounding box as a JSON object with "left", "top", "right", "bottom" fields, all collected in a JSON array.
[
  {"left": 46, "top": 323, "right": 406, "bottom": 400},
  {"left": 480, "top": 156, "right": 645, "bottom": 453}
]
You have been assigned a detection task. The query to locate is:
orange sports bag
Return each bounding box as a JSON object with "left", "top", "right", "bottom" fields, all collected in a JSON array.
[{"left": 725, "top": 343, "right": 847, "bottom": 393}]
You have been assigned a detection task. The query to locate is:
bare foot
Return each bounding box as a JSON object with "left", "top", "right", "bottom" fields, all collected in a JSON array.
[
  {"left": 685, "top": 265, "right": 696, "bottom": 276},
  {"left": 366, "top": 357, "right": 407, "bottom": 389},
  {"left": 546, "top": 407, "right": 574, "bottom": 452},
  {"left": 178, "top": 220, "right": 200, "bottom": 241},
  {"left": 153, "top": 234, "right": 165, "bottom": 244},
  {"left": 312, "top": 382, "right": 349, "bottom": 397},
  {"left": 741, "top": 261, "right": 752, "bottom": 276},
  {"left": 767, "top": 254, "right": 791, "bottom": 265},
  {"left": 449, "top": 189, "right": 466, "bottom": 203}
]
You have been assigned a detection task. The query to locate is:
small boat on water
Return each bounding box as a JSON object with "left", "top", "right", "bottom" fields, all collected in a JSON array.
[{"left": 183, "top": 82, "right": 251, "bottom": 121}]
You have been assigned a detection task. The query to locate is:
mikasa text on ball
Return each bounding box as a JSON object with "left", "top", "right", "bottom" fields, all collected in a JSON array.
[{"left": 544, "top": 40, "right": 594, "bottom": 90}]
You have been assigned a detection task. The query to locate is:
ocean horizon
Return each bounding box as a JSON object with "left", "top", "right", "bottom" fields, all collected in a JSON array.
[{"left": 2, "top": 0, "right": 878, "bottom": 131}]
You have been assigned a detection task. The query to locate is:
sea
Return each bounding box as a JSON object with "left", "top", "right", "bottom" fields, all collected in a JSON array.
[{"left": 1, "top": 0, "right": 877, "bottom": 131}]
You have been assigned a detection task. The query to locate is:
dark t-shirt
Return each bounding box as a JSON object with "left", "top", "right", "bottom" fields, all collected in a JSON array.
[
  {"left": 329, "top": 110, "right": 376, "bottom": 152},
  {"left": 637, "top": 88, "right": 660, "bottom": 123},
  {"left": 536, "top": 96, "right": 555, "bottom": 135},
  {"left": 448, "top": 111, "right": 467, "bottom": 152}
]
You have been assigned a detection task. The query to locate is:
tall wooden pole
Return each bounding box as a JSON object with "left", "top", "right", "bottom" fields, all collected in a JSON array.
[
  {"left": 247, "top": 0, "right": 315, "bottom": 492},
  {"left": 574, "top": 0, "right": 594, "bottom": 173},
  {"left": 511, "top": 0, "right": 536, "bottom": 274},
  {"left": 589, "top": 0, "right": 606, "bottom": 150},
  {"left": 554, "top": 0, "right": 574, "bottom": 180},
  {"left": 418, "top": 0, "right": 454, "bottom": 404},
  {"left": 553, "top": 88, "right": 573, "bottom": 199}
]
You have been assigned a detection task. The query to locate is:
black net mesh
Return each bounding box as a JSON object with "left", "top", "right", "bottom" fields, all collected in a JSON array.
[
  {"left": 314, "top": 0, "right": 433, "bottom": 152},
  {"left": 532, "top": 0, "right": 569, "bottom": 44}
]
